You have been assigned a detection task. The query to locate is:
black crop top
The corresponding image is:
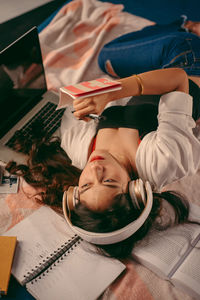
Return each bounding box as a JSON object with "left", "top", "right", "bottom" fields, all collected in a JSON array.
[{"left": 97, "top": 79, "right": 200, "bottom": 139}]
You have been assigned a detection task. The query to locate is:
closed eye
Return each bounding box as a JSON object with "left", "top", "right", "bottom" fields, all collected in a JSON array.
[
  {"left": 81, "top": 183, "right": 90, "bottom": 189},
  {"left": 104, "top": 179, "right": 115, "bottom": 183},
  {"left": 81, "top": 179, "right": 115, "bottom": 188},
  {"left": 80, "top": 179, "right": 119, "bottom": 194}
]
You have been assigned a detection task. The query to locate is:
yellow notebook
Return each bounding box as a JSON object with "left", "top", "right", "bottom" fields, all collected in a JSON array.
[{"left": 0, "top": 236, "right": 17, "bottom": 295}]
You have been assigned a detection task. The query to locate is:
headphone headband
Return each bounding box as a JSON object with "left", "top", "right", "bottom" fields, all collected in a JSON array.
[{"left": 62, "top": 180, "right": 153, "bottom": 245}]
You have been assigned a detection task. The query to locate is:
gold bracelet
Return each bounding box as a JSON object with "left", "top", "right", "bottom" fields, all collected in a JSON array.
[{"left": 134, "top": 74, "right": 144, "bottom": 95}]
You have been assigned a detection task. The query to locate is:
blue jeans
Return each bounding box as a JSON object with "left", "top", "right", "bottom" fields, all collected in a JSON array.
[{"left": 98, "top": 18, "right": 200, "bottom": 77}]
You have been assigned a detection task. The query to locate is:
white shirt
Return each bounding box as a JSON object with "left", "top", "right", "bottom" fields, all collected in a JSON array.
[
  {"left": 61, "top": 91, "right": 200, "bottom": 191},
  {"left": 136, "top": 91, "right": 200, "bottom": 191},
  {"left": 60, "top": 107, "right": 97, "bottom": 170}
]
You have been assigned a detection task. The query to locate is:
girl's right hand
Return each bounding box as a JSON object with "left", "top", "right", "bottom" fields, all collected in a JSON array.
[{"left": 73, "top": 92, "right": 111, "bottom": 120}]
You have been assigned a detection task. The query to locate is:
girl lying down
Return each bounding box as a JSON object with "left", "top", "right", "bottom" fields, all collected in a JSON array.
[{"left": 6, "top": 68, "right": 200, "bottom": 258}]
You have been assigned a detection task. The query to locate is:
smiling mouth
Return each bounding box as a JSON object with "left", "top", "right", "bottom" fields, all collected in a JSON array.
[{"left": 90, "top": 156, "right": 105, "bottom": 162}]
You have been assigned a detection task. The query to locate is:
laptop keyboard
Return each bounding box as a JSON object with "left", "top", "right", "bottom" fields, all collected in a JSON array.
[{"left": 6, "top": 102, "right": 65, "bottom": 150}]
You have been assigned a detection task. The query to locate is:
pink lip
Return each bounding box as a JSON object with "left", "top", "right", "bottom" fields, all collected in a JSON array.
[{"left": 90, "top": 156, "right": 105, "bottom": 162}]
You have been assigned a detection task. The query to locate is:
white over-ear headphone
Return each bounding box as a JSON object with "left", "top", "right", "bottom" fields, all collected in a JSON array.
[{"left": 62, "top": 179, "right": 153, "bottom": 245}]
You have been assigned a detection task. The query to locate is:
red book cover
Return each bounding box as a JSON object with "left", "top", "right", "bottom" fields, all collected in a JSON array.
[{"left": 57, "top": 77, "right": 121, "bottom": 109}]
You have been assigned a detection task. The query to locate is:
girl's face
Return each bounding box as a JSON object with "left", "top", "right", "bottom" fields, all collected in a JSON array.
[{"left": 78, "top": 150, "right": 130, "bottom": 211}]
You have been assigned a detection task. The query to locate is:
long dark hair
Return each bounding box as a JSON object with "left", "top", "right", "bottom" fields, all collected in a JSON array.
[
  {"left": 6, "top": 134, "right": 81, "bottom": 211},
  {"left": 71, "top": 190, "right": 189, "bottom": 258}
]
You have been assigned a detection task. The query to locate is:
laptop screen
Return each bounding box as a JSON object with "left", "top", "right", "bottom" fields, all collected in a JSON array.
[{"left": 0, "top": 27, "right": 47, "bottom": 139}]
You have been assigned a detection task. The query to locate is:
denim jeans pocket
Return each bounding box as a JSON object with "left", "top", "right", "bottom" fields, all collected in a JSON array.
[
  {"left": 165, "top": 50, "right": 193, "bottom": 68},
  {"left": 163, "top": 38, "right": 200, "bottom": 75}
]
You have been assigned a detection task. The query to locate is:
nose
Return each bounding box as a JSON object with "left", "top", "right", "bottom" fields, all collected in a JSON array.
[{"left": 90, "top": 163, "right": 104, "bottom": 182}]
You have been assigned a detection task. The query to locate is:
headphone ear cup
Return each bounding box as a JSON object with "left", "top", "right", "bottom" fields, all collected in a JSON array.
[
  {"left": 66, "top": 186, "right": 79, "bottom": 212},
  {"left": 128, "top": 180, "right": 140, "bottom": 209},
  {"left": 137, "top": 179, "right": 147, "bottom": 206},
  {"left": 128, "top": 179, "right": 147, "bottom": 210},
  {"left": 73, "top": 186, "right": 80, "bottom": 207}
]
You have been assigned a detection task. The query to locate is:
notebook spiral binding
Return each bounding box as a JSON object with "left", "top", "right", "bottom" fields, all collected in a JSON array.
[{"left": 22, "top": 235, "right": 81, "bottom": 285}]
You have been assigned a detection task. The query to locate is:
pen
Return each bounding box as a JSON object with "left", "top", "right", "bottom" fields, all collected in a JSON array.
[{"left": 71, "top": 111, "right": 106, "bottom": 121}]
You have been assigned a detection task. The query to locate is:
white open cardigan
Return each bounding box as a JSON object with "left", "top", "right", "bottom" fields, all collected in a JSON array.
[{"left": 61, "top": 91, "right": 200, "bottom": 191}]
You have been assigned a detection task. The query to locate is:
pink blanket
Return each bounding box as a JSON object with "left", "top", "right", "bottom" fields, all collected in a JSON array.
[
  {"left": 1, "top": 1, "right": 199, "bottom": 299},
  {"left": 39, "top": 0, "right": 154, "bottom": 91}
]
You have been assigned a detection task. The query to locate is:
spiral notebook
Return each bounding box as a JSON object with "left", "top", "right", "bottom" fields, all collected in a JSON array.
[{"left": 3, "top": 206, "right": 125, "bottom": 300}]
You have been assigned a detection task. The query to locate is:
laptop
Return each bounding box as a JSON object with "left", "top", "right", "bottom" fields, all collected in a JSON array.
[
  {"left": 0, "top": 0, "right": 54, "bottom": 23},
  {"left": 0, "top": 26, "right": 65, "bottom": 163}
]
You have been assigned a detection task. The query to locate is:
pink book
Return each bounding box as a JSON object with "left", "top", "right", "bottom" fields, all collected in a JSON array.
[{"left": 57, "top": 77, "right": 121, "bottom": 109}]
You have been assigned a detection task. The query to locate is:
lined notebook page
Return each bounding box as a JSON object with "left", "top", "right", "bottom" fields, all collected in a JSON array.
[
  {"left": 4, "top": 205, "right": 125, "bottom": 300},
  {"left": 4, "top": 206, "right": 75, "bottom": 285},
  {"left": 26, "top": 242, "right": 125, "bottom": 300}
]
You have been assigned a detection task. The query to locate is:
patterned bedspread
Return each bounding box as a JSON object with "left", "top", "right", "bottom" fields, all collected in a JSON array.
[{"left": 1, "top": 1, "right": 199, "bottom": 299}]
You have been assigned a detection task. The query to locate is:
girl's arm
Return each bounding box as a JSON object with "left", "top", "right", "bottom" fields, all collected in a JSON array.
[{"left": 73, "top": 68, "right": 189, "bottom": 119}]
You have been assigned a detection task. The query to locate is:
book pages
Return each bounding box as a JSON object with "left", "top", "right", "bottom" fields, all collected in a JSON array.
[
  {"left": 26, "top": 242, "right": 125, "bottom": 300},
  {"left": 57, "top": 78, "right": 121, "bottom": 109},
  {"left": 3, "top": 206, "right": 125, "bottom": 300},
  {"left": 3, "top": 206, "right": 74, "bottom": 285},
  {"left": 171, "top": 239, "right": 200, "bottom": 300}
]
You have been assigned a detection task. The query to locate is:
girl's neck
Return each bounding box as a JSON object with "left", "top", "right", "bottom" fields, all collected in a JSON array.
[
  {"left": 93, "top": 127, "right": 139, "bottom": 178},
  {"left": 109, "top": 151, "right": 136, "bottom": 178},
  {"left": 94, "top": 141, "right": 137, "bottom": 178}
]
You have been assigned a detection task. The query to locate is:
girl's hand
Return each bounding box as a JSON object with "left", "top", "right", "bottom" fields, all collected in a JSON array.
[
  {"left": 72, "top": 68, "right": 189, "bottom": 121},
  {"left": 73, "top": 92, "right": 111, "bottom": 120}
]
